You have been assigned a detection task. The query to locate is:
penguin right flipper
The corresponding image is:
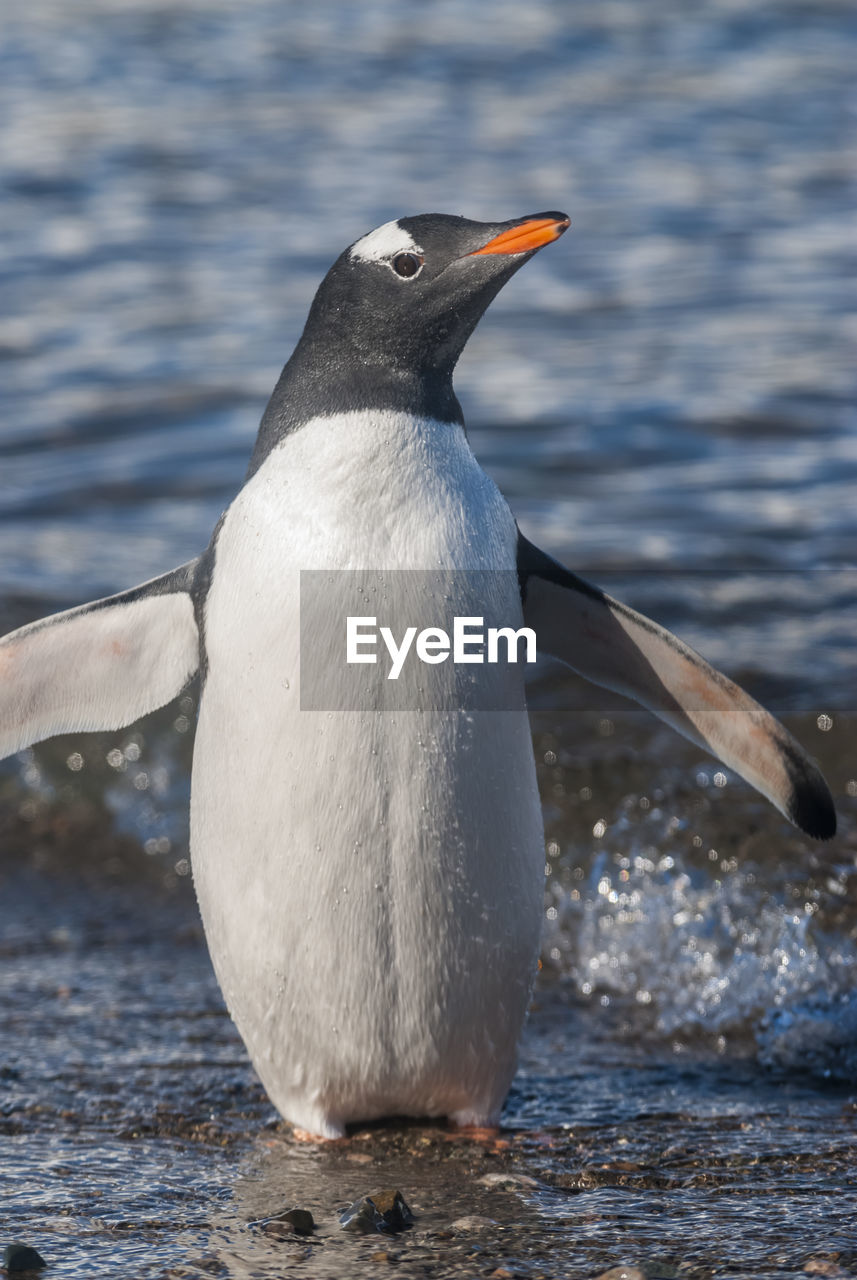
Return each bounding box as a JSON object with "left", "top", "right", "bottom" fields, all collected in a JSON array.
[
  {"left": 518, "top": 535, "right": 836, "bottom": 840},
  {"left": 0, "top": 560, "right": 200, "bottom": 761}
]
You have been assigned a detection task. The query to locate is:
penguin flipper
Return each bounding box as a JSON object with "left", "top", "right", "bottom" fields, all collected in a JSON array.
[
  {"left": 0, "top": 560, "right": 200, "bottom": 761},
  {"left": 518, "top": 535, "right": 836, "bottom": 840}
]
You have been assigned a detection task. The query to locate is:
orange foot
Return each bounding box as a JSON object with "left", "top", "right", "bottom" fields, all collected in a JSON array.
[
  {"left": 290, "top": 1126, "right": 349, "bottom": 1144},
  {"left": 444, "top": 1124, "right": 510, "bottom": 1150}
]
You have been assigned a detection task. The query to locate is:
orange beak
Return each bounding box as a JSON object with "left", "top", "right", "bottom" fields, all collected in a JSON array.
[{"left": 470, "top": 214, "right": 570, "bottom": 256}]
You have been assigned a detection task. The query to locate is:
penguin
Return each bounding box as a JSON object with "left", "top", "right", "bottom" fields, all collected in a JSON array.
[{"left": 0, "top": 212, "right": 836, "bottom": 1139}]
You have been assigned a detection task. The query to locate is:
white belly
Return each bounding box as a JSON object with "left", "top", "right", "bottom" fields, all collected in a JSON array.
[{"left": 190, "top": 412, "right": 544, "bottom": 1136}]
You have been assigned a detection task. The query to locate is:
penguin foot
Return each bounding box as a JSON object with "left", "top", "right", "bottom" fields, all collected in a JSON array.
[
  {"left": 290, "top": 1125, "right": 347, "bottom": 1144},
  {"left": 445, "top": 1121, "right": 510, "bottom": 1150}
]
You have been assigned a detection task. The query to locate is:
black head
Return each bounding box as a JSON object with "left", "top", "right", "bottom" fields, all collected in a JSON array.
[
  {"left": 250, "top": 211, "right": 569, "bottom": 473},
  {"left": 312, "top": 211, "right": 570, "bottom": 374}
]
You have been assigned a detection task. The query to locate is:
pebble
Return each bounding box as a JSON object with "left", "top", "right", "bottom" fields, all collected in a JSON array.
[
  {"left": 256, "top": 1207, "right": 315, "bottom": 1239},
  {"left": 2, "top": 1244, "right": 47, "bottom": 1273},
  {"left": 450, "top": 1215, "right": 498, "bottom": 1232},
  {"left": 340, "top": 1197, "right": 385, "bottom": 1235},
  {"left": 275, "top": 1209, "right": 315, "bottom": 1236},
  {"left": 339, "top": 1188, "right": 414, "bottom": 1234}
]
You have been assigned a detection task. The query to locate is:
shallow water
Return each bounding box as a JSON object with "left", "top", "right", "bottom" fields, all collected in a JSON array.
[
  {"left": 1, "top": 0, "right": 856, "bottom": 1273},
  {"left": 3, "top": 848, "right": 856, "bottom": 1279}
]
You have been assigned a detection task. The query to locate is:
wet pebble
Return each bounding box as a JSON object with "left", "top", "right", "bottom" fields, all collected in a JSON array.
[
  {"left": 2, "top": 1244, "right": 47, "bottom": 1273},
  {"left": 339, "top": 1189, "right": 414, "bottom": 1234},
  {"left": 450, "top": 1215, "right": 498, "bottom": 1232},
  {"left": 274, "top": 1208, "right": 315, "bottom": 1236},
  {"left": 339, "top": 1198, "right": 385, "bottom": 1235},
  {"left": 256, "top": 1207, "right": 315, "bottom": 1239}
]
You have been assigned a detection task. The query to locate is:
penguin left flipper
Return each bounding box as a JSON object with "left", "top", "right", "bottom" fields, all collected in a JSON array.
[
  {"left": 518, "top": 534, "right": 836, "bottom": 840},
  {"left": 0, "top": 560, "right": 200, "bottom": 761}
]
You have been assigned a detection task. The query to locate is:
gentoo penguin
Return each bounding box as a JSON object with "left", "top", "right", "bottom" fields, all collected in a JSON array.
[{"left": 0, "top": 212, "right": 836, "bottom": 1138}]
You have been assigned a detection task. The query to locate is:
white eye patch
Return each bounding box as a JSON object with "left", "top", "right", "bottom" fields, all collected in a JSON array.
[{"left": 349, "top": 220, "right": 423, "bottom": 265}]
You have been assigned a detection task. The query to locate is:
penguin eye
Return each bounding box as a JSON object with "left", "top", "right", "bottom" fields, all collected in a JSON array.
[{"left": 391, "top": 252, "right": 423, "bottom": 279}]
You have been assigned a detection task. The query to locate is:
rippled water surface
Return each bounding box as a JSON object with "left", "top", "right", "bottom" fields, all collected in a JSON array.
[{"left": 1, "top": 0, "right": 856, "bottom": 1275}]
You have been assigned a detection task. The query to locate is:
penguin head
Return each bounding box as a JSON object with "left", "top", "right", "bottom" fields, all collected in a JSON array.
[
  {"left": 301, "top": 211, "right": 570, "bottom": 377},
  {"left": 251, "top": 211, "right": 570, "bottom": 466}
]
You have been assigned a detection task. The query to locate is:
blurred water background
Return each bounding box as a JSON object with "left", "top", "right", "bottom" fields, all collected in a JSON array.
[{"left": 1, "top": 1, "right": 856, "bottom": 1276}]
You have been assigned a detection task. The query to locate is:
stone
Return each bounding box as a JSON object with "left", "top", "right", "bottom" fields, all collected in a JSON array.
[
  {"left": 369, "top": 1189, "right": 414, "bottom": 1229},
  {"left": 2, "top": 1244, "right": 47, "bottom": 1273},
  {"left": 450, "top": 1215, "right": 498, "bottom": 1232},
  {"left": 275, "top": 1208, "right": 315, "bottom": 1235},
  {"left": 339, "top": 1189, "right": 414, "bottom": 1235},
  {"left": 340, "top": 1197, "right": 385, "bottom": 1234},
  {"left": 257, "top": 1207, "right": 315, "bottom": 1239}
]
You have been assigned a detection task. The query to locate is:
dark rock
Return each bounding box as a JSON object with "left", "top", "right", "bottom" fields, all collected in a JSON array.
[
  {"left": 339, "top": 1188, "right": 414, "bottom": 1234},
  {"left": 3, "top": 1244, "right": 47, "bottom": 1272},
  {"left": 369, "top": 1189, "right": 414, "bottom": 1229},
  {"left": 252, "top": 1207, "right": 315, "bottom": 1239},
  {"left": 340, "top": 1197, "right": 385, "bottom": 1234},
  {"left": 256, "top": 1207, "right": 315, "bottom": 1239},
  {"left": 274, "top": 1208, "right": 315, "bottom": 1236}
]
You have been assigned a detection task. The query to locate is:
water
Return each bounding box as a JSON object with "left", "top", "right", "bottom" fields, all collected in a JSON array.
[{"left": 1, "top": 0, "right": 856, "bottom": 1274}]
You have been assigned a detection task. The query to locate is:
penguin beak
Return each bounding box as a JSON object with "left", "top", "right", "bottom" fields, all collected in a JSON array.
[{"left": 469, "top": 212, "right": 570, "bottom": 256}]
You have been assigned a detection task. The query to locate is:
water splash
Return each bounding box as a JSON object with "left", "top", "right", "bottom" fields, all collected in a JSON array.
[{"left": 542, "top": 769, "right": 857, "bottom": 1074}]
